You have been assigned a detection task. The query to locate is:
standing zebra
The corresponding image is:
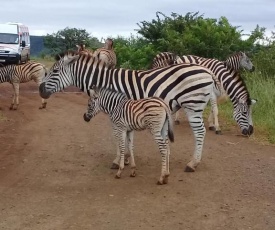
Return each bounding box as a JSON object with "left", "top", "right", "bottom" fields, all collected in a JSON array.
[
  {"left": 92, "top": 38, "right": 117, "bottom": 69},
  {"left": 151, "top": 52, "right": 256, "bottom": 134},
  {"left": 83, "top": 86, "right": 174, "bottom": 184},
  {"left": 0, "top": 61, "right": 47, "bottom": 110},
  {"left": 76, "top": 44, "right": 93, "bottom": 55},
  {"left": 39, "top": 51, "right": 253, "bottom": 172}
]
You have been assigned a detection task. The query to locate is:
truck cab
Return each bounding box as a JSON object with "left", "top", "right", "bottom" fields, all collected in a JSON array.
[{"left": 0, "top": 22, "right": 30, "bottom": 65}]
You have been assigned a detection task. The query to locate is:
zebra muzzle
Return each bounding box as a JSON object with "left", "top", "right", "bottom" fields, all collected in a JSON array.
[{"left": 83, "top": 113, "right": 91, "bottom": 122}]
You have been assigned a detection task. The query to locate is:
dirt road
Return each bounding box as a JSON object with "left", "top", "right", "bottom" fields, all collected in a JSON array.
[{"left": 0, "top": 83, "right": 275, "bottom": 230}]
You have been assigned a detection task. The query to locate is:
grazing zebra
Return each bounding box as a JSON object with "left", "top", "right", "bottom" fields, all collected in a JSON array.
[
  {"left": 83, "top": 86, "right": 174, "bottom": 184},
  {"left": 92, "top": 38, "right": 117, "bottom": 69},
  {"left": 152, "top": 51, "right": 256, "bottom": 134},
  {"left": 225, "top": 52, "right": 255, "bottom": 72},
  {"left": 176, "top": 54, "right": 255, "bottom": 134},
  {"left": 39, "top": 51, "right": 253, "bottom": 172},
  {"left": 0, "top": 61, "right": 47, "bottom": 110},
  {"left": 76, "top": 44, "right": 93, "bottom": 55}
]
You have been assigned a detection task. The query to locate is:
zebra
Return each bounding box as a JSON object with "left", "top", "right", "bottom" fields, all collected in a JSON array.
[
  {"left": 151, "top": 52, "right": 256, "bottom": 134},
  {"left": 92, "top": 38, "right": 117, "bottom": 69},
  {"left": 39, "top": 51, "right": 252, "bottom": 172},
  {"left": 76, "top": 43, "right": 93, "bottom": 55},
  {"left": 225, "top": 52, "right": 255, "bottom": 72},
  {"left": 83, "top": 86, "right": 174, "bottom": 184},
  {"left": 0, "top": 61, "right": 48, "bottom": 110},
  {"left": 176, "top": 54, "right": 256, "bottom": 134}
]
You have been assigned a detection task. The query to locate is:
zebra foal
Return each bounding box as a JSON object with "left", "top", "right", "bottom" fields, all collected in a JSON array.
[
  {"left": 0, "top": 62, "right": 47, "bottom": 110},
  {"left": 83, "top": 86, "right": 174, "bottom": 185}
]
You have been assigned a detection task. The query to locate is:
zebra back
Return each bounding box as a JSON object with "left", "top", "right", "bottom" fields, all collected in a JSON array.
[
  {"left": 225, "top": 52, "right": 255, "bottom": 72},
  {"left": 151, "top": 52, "right": 178, "bottom": 69},
  {"left": 0, "top": 62, "right": 46, "bottom": 84}
]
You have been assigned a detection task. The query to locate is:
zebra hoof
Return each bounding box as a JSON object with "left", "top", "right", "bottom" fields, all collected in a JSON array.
[
  {"left": 215, "top": 130, "right": 222, "bottom": 135},
  {"left": 163, "top": 177, "right": 169, "bottom": 184},
  {"left": 184, "top": 165, "right": 195, "bottom": 172},
  {"left": 174, "top": 120, "right": 180, "bottom": 125},
  {"left": 130, "top": 172, "right": 136, "bottom": 177},
  {"left": 110, "top": 163, "right": 119, "bottom": 169},
  {"left": 209, "top": 126, "right": 215, "bottom": 131},
  {"left": 115, "top": 174, "right": 121, "bottom": 179},
  {"left": 157, "top": 180, "right": 164, "bottom": 185}
]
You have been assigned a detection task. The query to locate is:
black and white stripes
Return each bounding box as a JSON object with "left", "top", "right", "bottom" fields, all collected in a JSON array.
[
  {"left": 0, "top": 62, "right": 47, "bottom": 110},
  {"left": 83, "top": 86, "right": 174, "bottom": 184},
  {"left": 40, "top": 51, "right": 216, "bottom": 172}
]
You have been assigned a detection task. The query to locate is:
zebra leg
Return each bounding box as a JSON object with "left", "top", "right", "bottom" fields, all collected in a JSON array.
[
  {"left": 155, "top": 136, "right": 169, "bottom": 185},
  {"left": 10, "top": 83, "right": 19, "bottom": 110},
  {"left": 37, "top": 81, "right": 47, "bottom": 109},
  {"left": 185, "top": 112, "right": 206, "bottom": 172},
  {"left": 115, "top": 130, "right": 127, "bottom": 179},
  {"left": 209, "top": 93, "right": 221, "bottom": 134},
  {"left": 127, "top": 131, "right": 136, "bottom": 177},
  {"left": 163, "top": 138, "right": 170, "bottom": 184},
  {"left": 111, "top": 144, "right": 120, "bottom": 169}
]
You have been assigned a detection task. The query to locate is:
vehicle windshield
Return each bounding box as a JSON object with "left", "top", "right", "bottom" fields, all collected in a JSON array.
[{"left": 0, "top": 33, "right": 19, "bottom": 44}]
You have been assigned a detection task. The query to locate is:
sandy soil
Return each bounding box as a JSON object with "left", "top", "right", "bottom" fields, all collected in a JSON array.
[{"left": 0, "top": 82, "right": 275, "bottom": 230}]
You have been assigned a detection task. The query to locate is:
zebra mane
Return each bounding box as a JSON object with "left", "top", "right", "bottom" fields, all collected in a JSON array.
[
  {"left": 55, "top": 50, "right": 109, "bottom": 68},
  {"left": 55, "top": 50, "right": 77, "bottom": 61},
  {"left": 91, "top": 85, "right": 128, "bottom": 99}
]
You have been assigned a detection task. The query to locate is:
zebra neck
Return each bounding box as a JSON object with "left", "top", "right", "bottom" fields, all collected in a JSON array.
[
  {"left": 71, "top": 61, "right": 143, "bottom": 99},
  {"left": 221, "top": 70, "right": 250, "bottom": 104},
  {"left": 100, "top": 91, "right": 128, "bottom": 115}
]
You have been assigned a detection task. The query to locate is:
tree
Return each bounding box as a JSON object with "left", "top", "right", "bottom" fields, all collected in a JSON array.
[
  {"left": 137, "top": 12, "right": 265, "bottom": 59},
  {"left": 43, "top": 27, "right": 102, "bottom": 56}
]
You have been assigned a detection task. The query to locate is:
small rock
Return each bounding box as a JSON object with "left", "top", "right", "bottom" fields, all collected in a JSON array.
[{"left": 22, "top": 159, "right": 28, "bottom": 163}]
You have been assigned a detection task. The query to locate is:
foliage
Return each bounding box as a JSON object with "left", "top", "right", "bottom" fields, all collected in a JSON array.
[
  {"left": 113, "top": 35, "right": 157, "bottom": 70},
  {"left": 43, "top": 27, "right": 102, "bottom": 56},
  {"left": 137, "top": 12, "right": 265, "bottom": 59}
]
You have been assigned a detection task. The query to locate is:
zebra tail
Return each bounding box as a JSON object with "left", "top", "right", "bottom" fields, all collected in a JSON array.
[{"left": 166, "top": 108, "right": 174, "bottom": 143}]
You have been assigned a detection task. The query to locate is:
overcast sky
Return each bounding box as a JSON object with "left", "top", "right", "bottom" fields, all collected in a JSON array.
[{"left": 0, "top": 0, "right": 274, "bottom": 39}]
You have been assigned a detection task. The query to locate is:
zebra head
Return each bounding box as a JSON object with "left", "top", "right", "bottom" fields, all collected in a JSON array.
[
  {"left": 233, "top": 98, "right": 257, "bottom": 136},
  {"left": 239, "top": 52, "right": 255, "bottom": 72},
  {"left": 83, "top": 86, "right": 101, "bottom": 122},
  {"left": 39, "top": 51, "right": 79, "bottom": 99}
]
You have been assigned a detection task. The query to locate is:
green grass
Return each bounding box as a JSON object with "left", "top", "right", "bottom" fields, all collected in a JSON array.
[{"left": 218, "top": 72, "right": 275, "bottom": 144}]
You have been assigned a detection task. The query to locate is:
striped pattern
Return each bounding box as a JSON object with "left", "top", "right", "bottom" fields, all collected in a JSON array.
[
  {"left": 39, "top": 51, "right": 216, "bottom": 172},
  {"left": 93, "top": 38, "right": 117, "bottom": 69},
  {"left": 83, "top": 86, "right": 174, "bottom": 184},
  {"left": 151, "top": 52, "right": 177, "bottom": 69},
  {"left": 151, "top": 51, "right": 255, "bottom": 135},
  {"left": 176, "top": 54, "right": 255, "bottom": 135},
  {"left": 225, "top": 52, "right": 255, "bottom": 71},
  {"left": 0, "top": 61, "right": 47, "bottom": 110}
]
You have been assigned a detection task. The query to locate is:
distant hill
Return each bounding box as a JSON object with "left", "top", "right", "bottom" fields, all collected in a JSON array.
[{"left": 30, "top": 35, "right": 44, "bottom": 56}]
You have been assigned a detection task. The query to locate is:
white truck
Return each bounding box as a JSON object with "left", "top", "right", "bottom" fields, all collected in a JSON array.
[{"left": 0, "top": 22, "right": 30, "bottom": 64}]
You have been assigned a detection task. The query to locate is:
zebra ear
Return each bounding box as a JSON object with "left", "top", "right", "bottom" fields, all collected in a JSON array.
[{"left": 89, "top": 89, "right": 96, "bottom": 97}]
